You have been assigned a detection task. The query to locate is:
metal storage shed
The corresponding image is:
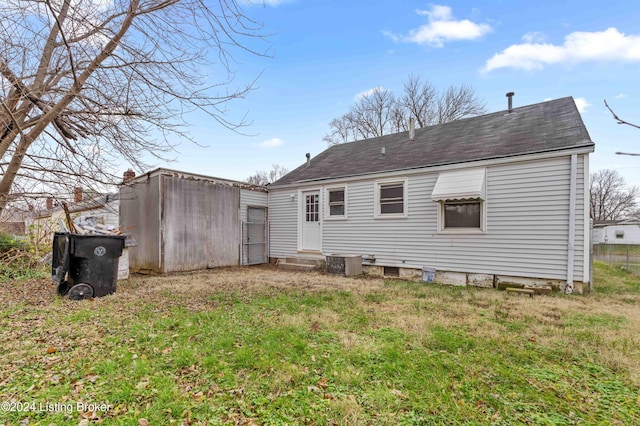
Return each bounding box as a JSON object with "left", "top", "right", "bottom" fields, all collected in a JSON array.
[{"left": 119, "top": 168, "right": 268, "bottom": 273}]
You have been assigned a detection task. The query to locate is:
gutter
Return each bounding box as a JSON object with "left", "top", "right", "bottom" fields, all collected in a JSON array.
[{"left": 270, "top": 144, "right": 595, "bottom": 190}]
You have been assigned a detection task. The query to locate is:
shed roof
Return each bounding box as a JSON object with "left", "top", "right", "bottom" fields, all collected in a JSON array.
[
  {"left": 272, "top": 96, "right": 594, "bottom": 187},
  {"left": 128, "top": 167, "right": 267, "bottom": 192}
]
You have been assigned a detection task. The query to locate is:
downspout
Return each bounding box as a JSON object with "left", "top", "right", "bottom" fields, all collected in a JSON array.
[{"left": 565, "top": 154, "right": 577, "bottom": 294}]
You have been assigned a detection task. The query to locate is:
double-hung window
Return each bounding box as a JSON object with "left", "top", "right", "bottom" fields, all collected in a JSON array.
[
  {"left": 326, "top": 186, "right": 346, "bottom": 219},
  {"left": 375, "top": 179, "right": 408, "bottom": 218}
]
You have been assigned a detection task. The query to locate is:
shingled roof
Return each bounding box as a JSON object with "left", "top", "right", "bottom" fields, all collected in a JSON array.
[{"left": 271, "top": 97, "right": 594, "bottom": 187}]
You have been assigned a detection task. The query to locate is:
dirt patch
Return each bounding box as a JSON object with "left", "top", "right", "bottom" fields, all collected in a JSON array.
[
  {"left": 120, "top": 265, "right": 386, "bottom": 307},
  {"left": 1, "top": 265, "right": 386, "bottom": 312}
]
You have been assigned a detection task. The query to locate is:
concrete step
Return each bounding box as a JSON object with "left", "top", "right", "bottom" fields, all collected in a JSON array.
[
  {"left": 278, "top": 262, "right": 319, "bottom": 272},
  {"left": 504, "top": 286, "right": 552, "bottom": 296},
  {"left": 505, "top": 287, "right": 534, "bottom": 297},
  {"left": 285, "top": 255, "right": 326, "bottom": 268}
]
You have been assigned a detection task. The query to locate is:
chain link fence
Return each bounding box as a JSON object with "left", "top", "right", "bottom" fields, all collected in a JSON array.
[{"left": 592, "top": 244, "right": 640, "bottom": 274}]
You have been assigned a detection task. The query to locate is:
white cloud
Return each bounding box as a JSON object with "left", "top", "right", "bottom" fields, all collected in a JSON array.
[
  {"left": 522, "top": 32, "right": 546, "bottom": 43},
  {"left": 484, "top": 27, "right": 640, "bottom": 72},
  {"left": 385, "top": 5, "right": 491, "bottom": 47},
  {"left": 574, "top": 97, "right": 591, "bottom": 113},
  {"left": 616, "top": 93, "right": 628, "bottom": 99},
  {"left": 354, "top": 86, "right": 384, "bottom": 101},
  {"left": 257, "top": 138, "right": 284, "bottom": 148},
  {"left": 416, "top": 4, "right": 452, "bottom": 20}
]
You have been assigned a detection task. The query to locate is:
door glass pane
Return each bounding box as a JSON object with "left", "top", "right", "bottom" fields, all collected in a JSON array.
[{"left": 306, "top": 194, "right": 319, "bottom": 222}]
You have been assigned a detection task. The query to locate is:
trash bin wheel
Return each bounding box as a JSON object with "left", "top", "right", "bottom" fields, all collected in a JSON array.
[
  {"left": 68, "top": 283, "right": 94, "bottom": 300},
  {"left": 57, "top": 280, "right": 69, "bottom": 296}
]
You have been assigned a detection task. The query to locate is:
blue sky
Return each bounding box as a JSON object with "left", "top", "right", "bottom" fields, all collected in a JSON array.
[{"left": 147, "top": 0, "right": 640, "bottom": 188}]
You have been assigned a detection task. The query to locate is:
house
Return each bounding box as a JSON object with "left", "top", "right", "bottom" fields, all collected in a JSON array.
[
  {"left": 0, "top": 207, "right": 31, "bottom": 236},
  {"left": 268, "top": 96, "right": 595, "bottom": 293},
  {"left": 119, "top": 168, "right": 268, "bottom": 274},
  {"left": 31, "top": 187, "right": 120, "bottom": 244},
  {"left": 593, "top": 219, "right": 640, "bottom": 245}
]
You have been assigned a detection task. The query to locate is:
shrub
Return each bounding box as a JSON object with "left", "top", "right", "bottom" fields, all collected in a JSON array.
[
  {"left": 0, "top": 232, "right": 47, "bottom": 281},
  {"left": 0, "top": 231, "right": 28, "bottom": 253}
]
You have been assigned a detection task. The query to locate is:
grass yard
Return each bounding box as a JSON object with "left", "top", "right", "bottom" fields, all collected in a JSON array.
[{"left": 1, "top": 261, "right": 640, "bottom": 425}]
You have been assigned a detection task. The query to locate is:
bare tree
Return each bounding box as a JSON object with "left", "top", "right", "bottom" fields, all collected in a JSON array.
[
  {"left": 0, "top": 0, "right": 268, "bottom": 217},
  {"left": 436, "top": 84, "right": 487, "bottom": 124},
  {"left": 590, "top": 169, "right": 639, "bottom": 221},
  {"left": 245, "top": 164, "right": 288, "bottom": 186},
  {"left": 322, "top": 114, "right": 360, "bottom": 146},
  {"left": 400, "top": 74, "right": 437, "bottom": 128},
  {"left": 323, "top": 75, "right": 486, "bottom": 145}
]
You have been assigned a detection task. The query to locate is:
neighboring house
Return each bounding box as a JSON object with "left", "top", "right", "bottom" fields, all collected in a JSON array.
[
  {"left": 119, "top": 168, "right": 268, "bottom": 274},
  {"left": 31, "top": 188, "right": 119, "bottom": 244},
  {"left": 268, "top": 96, "right": 595, "bottom": 293},
  {"left": 0, "top": 208, "right": 31, "bottom": 236},
  {"left": 29, "top": 188, "right": 130, "bottom": 280},
  {"left": 593, "top": 220, "right": 640, "bottom": 245}
]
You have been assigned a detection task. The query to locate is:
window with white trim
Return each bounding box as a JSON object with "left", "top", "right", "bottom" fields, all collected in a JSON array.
[
  {"left": 443, "top": 200, "right": 482, "bottom": 229},
  {"left": 326, "top": 187, "right": 346, "bottom": 218},
  {"left": 375, "top": 179, "right": 408, "bottom": 217},
  {"left": 432, "top": 168, "right": 486, "bottom": 232}
]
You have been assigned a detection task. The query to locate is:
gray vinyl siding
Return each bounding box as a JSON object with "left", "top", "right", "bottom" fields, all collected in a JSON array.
[
  {"left": 268, "top": 189, "right": 298, "bottom": 257},
  {"left": 271, "top": 154, "right": 586, "bottom": 282},
  {"left": 240, "top": 189, "right": 268, "bottom": 223}
]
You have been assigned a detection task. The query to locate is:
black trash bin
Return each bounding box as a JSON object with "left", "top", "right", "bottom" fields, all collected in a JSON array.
[{"left": 52, "top": 232, "right": 126, "bottom": 300}]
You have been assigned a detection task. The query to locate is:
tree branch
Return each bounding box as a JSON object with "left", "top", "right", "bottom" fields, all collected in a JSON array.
[{"left": 604, "top": 99, "right": 640, "bottom": 130}]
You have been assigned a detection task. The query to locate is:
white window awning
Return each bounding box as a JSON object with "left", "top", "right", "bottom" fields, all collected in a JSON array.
[{"left": 431, "top": 168, "right": 486, "bottom": 201}]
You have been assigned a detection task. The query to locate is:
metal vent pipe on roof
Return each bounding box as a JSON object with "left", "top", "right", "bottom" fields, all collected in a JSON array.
[
  {"left": 305, "top": 152, "right": 311, "bottom": 167},
  {"left": 506, "top": 92, "right": 515, "bottom": 112}
]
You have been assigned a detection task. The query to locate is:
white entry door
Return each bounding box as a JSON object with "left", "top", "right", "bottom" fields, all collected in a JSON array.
[{"left": 301, "top": 190, "right": 321, "bottom": 251}]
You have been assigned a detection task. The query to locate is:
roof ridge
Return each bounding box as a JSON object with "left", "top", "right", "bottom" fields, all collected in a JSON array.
[{"left": 272, "top": 97, "right": 592, "bottom": 187}]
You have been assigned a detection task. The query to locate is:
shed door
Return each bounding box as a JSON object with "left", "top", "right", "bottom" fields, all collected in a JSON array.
[
  {"left": 301, "top": 190, "right": 321, "bottom": 251},
  {"left": 244, "top": 207, "right": 267, "bottom": 265}
]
